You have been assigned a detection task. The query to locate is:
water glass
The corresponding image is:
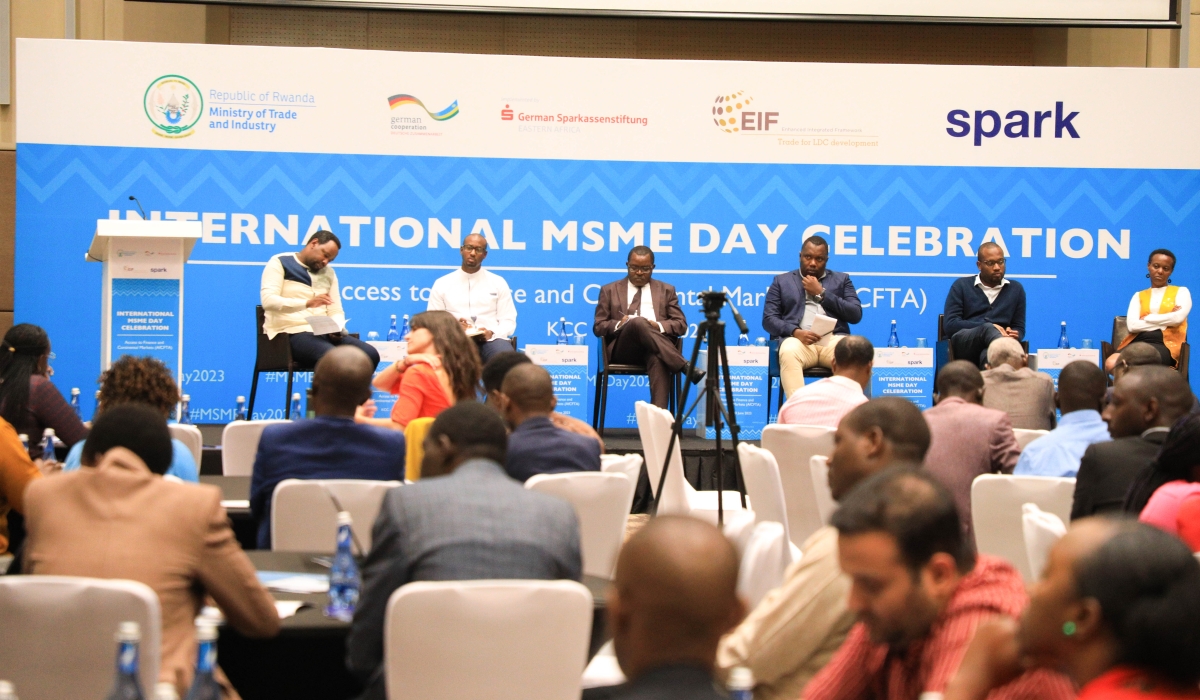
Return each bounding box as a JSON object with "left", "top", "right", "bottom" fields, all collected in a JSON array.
[
  {"left": 572, "top": 334, "right": 587, "bottom": 346},
  {"left": 1081, "top": 339, "right": 1093, "bottom": 349},
  {"left": 915, "top": 337, "right": 928, "bottom": 348}
]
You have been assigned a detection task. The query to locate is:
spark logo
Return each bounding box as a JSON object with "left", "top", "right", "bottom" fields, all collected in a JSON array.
[{"left": 501, "top": 104, "right": 514, "bottom": 121}]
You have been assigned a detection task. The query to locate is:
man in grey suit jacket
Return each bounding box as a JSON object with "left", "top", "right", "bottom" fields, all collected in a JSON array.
[
  {"left": 346, "top": 402, "right": 582, "bottom": 700},
  {"left": 762, "top": 236, "right": 862, "bottom": 397}
]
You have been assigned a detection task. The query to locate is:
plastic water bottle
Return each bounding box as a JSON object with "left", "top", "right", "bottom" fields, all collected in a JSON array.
[
  {"left": 0, "top": 680, "right": 18, "bottom": 700},
  {"left": 557, "top": 317, "right": 569, "bottom": 345},
  {"left": 234, "top": 396, "right": 247, "bottom": 422},
  {"left": 106, "top": 622, "right": 146, "bottom": 700},
  {"left": 290, "top": 393, "right": 302, "bottom": 420},
  {"left": 888, "top": 320, "right": 900, "bottom": 348},
  {"left": 738, "top": 332, "right": 750, "bottom": 346},
  {"left": 179, "top": 395, "right": 191, "bottom": 425},
  {"left": 183, "top": 622, "right": 221, "bottom": 700},
  {"left": 40, "top": 429, "right": 55, "bottom": 462},
  {"left": 400, "top": 314, "right": 410, "bottom": 338},
  {"left": 17, "top": 434, "right": 28, "bottom": 455},
  {"left": 154, "top": 683, "right": 179, "bottom": 700},
  {"left": 386, "top": 314, "right": 400, "bottom": 342},
  {"left": 754, "top": 337, "right": 766, "bottom": 346},
  {"left": 1058, "top": 321, "right": 1069, "bottom": 349},
  {"left": 727, "top": 666, "right": 754, "bottom": 700},
  {"left": 70, "top": 388, "right": 81, "bottom": 418},
  {"left": 326, "top": 511, "right": 361, "bottom": 622}
]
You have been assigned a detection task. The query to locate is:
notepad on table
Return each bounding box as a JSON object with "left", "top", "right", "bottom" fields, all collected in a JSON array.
[{"left": 257, "top": 571, "right": 330, "bottom": 594}]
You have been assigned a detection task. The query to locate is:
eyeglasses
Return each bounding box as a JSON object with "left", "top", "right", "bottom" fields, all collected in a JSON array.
[
  {"left": 461, "top": 245, "right": 487, "bottom": 254},
  {"left": 979, "top": 259, "right": 1006, "bottom": 268},
  {"left": 627, "top": 265, "right": 654, "bottom": 273}
]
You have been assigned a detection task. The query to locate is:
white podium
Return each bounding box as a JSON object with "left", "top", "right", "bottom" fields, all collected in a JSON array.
[{"left": 87, "top": 219, "right": 201, "bottom": 380}]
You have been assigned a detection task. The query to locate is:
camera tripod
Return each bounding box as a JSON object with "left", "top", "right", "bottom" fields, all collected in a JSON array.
[{"left": 652, "top": 291, "right": 748, "bottom": 525}]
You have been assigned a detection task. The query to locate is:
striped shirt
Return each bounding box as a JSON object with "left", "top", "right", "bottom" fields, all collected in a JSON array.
[
  {"left": 778, "top": 375, "right": 867, "bottom": 428},
  {"left": 803, "top": 556, "right": 1075, "bottom": 700}
]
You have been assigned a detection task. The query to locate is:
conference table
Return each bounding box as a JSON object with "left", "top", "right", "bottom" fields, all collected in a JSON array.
[
  {"left": 222, "top": 543, "right": 612, "bottom": 700},
  {"left": 201, "top": 475, "right": 257, "bottom": 550}
]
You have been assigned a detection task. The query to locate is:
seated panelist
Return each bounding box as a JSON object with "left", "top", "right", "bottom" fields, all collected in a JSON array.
[
  {"left": 592, "top": 246, "right": 702, "bottom": 409},
  {"left": 943, "top": 242, "right": 1025, "bottom": 369},
  {"left": 1107, "top": 248, "right": 1189, "bottom": 372},
  {"left": 260, "top": 230, "right": 381, "bottom": 369},
  {"left": 427, "top": 233, "right": 518, "bottom": 363},
  {"left": 762, "top": 236, "right": 862, "bottom": 398}
]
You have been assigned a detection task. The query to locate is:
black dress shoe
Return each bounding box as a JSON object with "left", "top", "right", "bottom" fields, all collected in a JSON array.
[{"left": 683, "top": 361, "right": 706, "bottom": 385}]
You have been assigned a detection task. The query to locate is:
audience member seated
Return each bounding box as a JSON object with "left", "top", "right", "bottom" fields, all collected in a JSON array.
[
  {"left": 922, "top": 360, "right": 1020, "bottom": 542},
  {"left": 1124, "top": 413, "right": 1200, "bottom": 541},
  {"left": 23, "top": 404, "right": 279, "bottom": 696},
  {"left": 356, "top": 310, "right": 480, "bottom": 430},
  {"left": 1071, "top": 366, "right": 1193, "bottom": 520},
  {"left": 778, "top": 335, "right": 873, "bottom": 427},
  {"left": 803, "top": 468, "right": 1074, "bottom": 700},
  {"left": 1104, "top": 341, "right": 1163, "bottom": 405},
  {"left": 716, "top": 397, "right": 930, "bottom": 700},
  {"left": 346, "top": 402, "right": 582, "bottom": 700},
  {"left": 63, "top": 355, "right": 198, "bottom": 482},
  {"left": 981, "top": 337, "right": 1055, "bottom": 430},
  {"left": 0, "top": 416, "right": 41, "bottom": 554},
  {"left": 482, "top": 351, "right": 603, "bottom": 445},
  {"left": 584, "top": 516, "right": 744, "bottom": 700},
  {"left": 945, "top": 519, "right": 1200, "bottom": 700},
  {"left": 250, "top": 346, "right": 406, "bottom": 548},
  {"left": 1014, "top": 361, "right": 1110, "bottom": 478},
  {"left": 0, "top": 323, "right": 87, "bottom": 449},
  {"left": 499, "top": 363, "right": 601, "bottom": 482}
]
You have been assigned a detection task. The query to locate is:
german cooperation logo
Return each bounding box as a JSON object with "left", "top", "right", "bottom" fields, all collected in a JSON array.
[
  {"left": 711, "top": 90, "right": 777, "bottom": 133},
  {"left": 387, "top": 94, "right": 459, "bottom": 134},
  {"left": 144, "top": 75, "right": 203, "bottom": 138}
]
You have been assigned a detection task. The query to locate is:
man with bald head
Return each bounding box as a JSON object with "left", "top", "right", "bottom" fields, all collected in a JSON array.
[
  {"left": 717, "top": 397, "right": 930, "bottom": 700},
  {"left": 249, "top": 345, "right": 406, "bottom": 547},
  {"left": 428, "top": 232, "right": 518, "bottom": 362},
  {"left": 585, "top": 516, "right": 745, "bottom": 700},
  {"left": 1072, "top": 365, "right": 1196, "bottom": 519},
  {"left": 981, "top": 336, "right": 1055, "bottom": 430},
  {"left": 923, "top": 360, "right": 1020, "bottom": 542},
  {"left": 499, "top": 363, "right": 601, "bottom": 482},
  {"left": 1014, "top": 361, "right": 1110, "bottom": 478}
]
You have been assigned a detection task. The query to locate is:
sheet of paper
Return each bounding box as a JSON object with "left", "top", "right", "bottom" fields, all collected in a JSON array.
[
  {"left": 305, "top": 315, "right": 343, "bottom": 335},
  {"left": 810, "top": 314, "right": 837, "bottom": 346},
  {"left": 257, "top": 571, "right": 330, "bottom": 594},
  {"left": 220, "top": 499, "right": 250, "bottom": 510},
  {"left": 275, "top": 601, "right": 308, "bottom": 619}
]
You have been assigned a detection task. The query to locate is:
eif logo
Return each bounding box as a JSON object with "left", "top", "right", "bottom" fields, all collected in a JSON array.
[
  {"left": 946, "top": 101, "right": 1080, "bottom": 146},
  {"left": 711, "top": 90, "right": 780, "bottom": 134},
  {"left": 501, "top": 104, "right": 514, "bottom": 121}
]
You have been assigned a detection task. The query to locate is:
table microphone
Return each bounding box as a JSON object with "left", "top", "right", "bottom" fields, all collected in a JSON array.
[{"left": 127, "top": 194, "right": 147, "bottom": 219}]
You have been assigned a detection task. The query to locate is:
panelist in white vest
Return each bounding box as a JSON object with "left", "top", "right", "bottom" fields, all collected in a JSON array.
[
  {"left": 427, "top": 233, "right": 518, "bottom": 362},
  {"left": 259, "top": 230, "right": 381, "bottom": 369}
]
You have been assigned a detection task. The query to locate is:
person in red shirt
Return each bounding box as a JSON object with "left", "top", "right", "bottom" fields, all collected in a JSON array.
[
  {"left": 802, "top": 468, "right": 1073, "bottom": 700},
  {"left": 356, "top": 310, "right": 481, "bottom": 430},
  {"left": 945, "top": 518, "right": 1200, "bottom": 700}
]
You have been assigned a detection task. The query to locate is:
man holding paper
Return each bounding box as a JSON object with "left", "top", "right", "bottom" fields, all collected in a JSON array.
[
  {"left": 260, "top": 230, "right": 381, "bottom": 369},
  {"left": 427, "top": 233, "right": 518, "bottom": 362},
  {"left": 762, "top": 236, "right": 863, "bottom": 398}
]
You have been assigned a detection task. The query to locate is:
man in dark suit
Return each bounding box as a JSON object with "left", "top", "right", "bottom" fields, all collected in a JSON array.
[
  {"left": 762, "top": 236, "right": 862, "bottom": 397},
  {"left": 583, "top": 516, "right": 744, "bottom": 700},
  {"left": 943, "top": 242, "right": 1026, "bottom": 369},
  {"left": 249, "top": 346, "right": 406, "bottom": 548},
  {"left": 347, "top": 402, "right": 582, "bottom": 700},
  {"left": 593, "top": 246, "right": 701, "bottom": 408},
  {"left": 499, "top": 363, "right": 601, "bottom": 482},
  {"left": 1071, "top": 365, "right": 1194, "bottom": 520}
]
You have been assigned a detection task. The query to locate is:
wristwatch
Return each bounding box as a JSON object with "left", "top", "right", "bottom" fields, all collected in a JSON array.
[{"left": 813, "top": 289, "right": 825, "bottom": 302}]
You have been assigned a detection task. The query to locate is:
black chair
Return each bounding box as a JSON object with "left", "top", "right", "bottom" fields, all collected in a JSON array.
[
  {"left": 592, "top": 335, "right": 681, "bottom": 439},
  {"left": 765, "top": 337, "right": 832, "bottom": 422},
  {"left": 1102, "top": 316, "right": 1189, "bottom": 382},
  {"left": 247, "top": 305, "right": 315, "bottom": 420},
  {"left": 937, "top": 314, "right": 1027, "bottom": 371}
]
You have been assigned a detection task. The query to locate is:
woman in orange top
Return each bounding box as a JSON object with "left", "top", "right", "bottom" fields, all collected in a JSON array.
[{"left": 356, "top": 310, "right": 481, "bottom": 429}]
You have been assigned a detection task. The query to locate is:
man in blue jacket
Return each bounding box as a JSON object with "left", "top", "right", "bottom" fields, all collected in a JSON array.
[
  {"left": 762, "top": 236, "right": 863, "bottom": 397},
  {"left": 943, "top": 242, "right": 1026, "bottom": 368},
  {"left": 499, "top": 363, "right": 601, "bottom": 482}
]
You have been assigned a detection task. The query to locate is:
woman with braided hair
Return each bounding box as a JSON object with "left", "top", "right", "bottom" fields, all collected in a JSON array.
[
  {"left": 1123, "top": 412, "right": 1200, "bottom": 551},
  {"left": 0, "top": 323, "right": 86, "bottom": 449}
]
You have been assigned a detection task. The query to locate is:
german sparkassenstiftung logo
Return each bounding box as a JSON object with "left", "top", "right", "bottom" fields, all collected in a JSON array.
[{"left": 144, "top": 75, "right": 203, "bottom": 138}]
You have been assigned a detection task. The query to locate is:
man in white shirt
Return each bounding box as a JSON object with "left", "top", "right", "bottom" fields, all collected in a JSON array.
[
  {"left": 778, "top": 335, "right": 873, "bottom": 427},
  {"left": 592, "top": 246, "right": 702, "bottom": 408},
  {"left": 260, "top": 231, "right": 380, "bottom": 368},
  {"left": 427, "top": 233, "right": 518, "bottom": 362}
]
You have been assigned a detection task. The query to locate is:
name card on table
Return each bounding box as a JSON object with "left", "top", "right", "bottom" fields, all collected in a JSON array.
[
  {"left": 526, "top": 344, "right": 590, "bottom": 422},
  {"left": 705, "top": 346, "right": 769, "bottom": 440},
  {"left": 1034, "top": 348, "right": 1101, "bottom": 388},
  {"left": 366, "top": 341, "right": 408, "bottom": 416},
  {"left": 871, "top": 348, "right": 935, "bottom": 410}
]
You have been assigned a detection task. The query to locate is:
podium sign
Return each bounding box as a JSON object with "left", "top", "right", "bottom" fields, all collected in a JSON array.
[
  {"left": 705, "top": 346, "right": 769, "bottom": 440},
  {"left": 89, "top": 219, "right": 200, "bottom": 381},
  {"left": 1035, "top": 348, "right": 1102, "bottom": 388},
  {"left": 871, "top": 347, "right": 935, "bottom": 409},
  {"left": 526, "top": 344, "right": 590, "bottom": 422}
]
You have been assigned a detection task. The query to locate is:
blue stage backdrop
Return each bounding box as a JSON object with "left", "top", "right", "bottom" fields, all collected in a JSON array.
[{"left": 14, "top": 41, "right": 1200, "bottom": 423}]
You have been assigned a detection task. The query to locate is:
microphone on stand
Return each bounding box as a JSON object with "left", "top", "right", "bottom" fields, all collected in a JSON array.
[
  {"left": 127, "top": 195, "right": 148, "bottom": 219},
  {"left": 726, "top": 301, "right": 750, "bottom": 335}
]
